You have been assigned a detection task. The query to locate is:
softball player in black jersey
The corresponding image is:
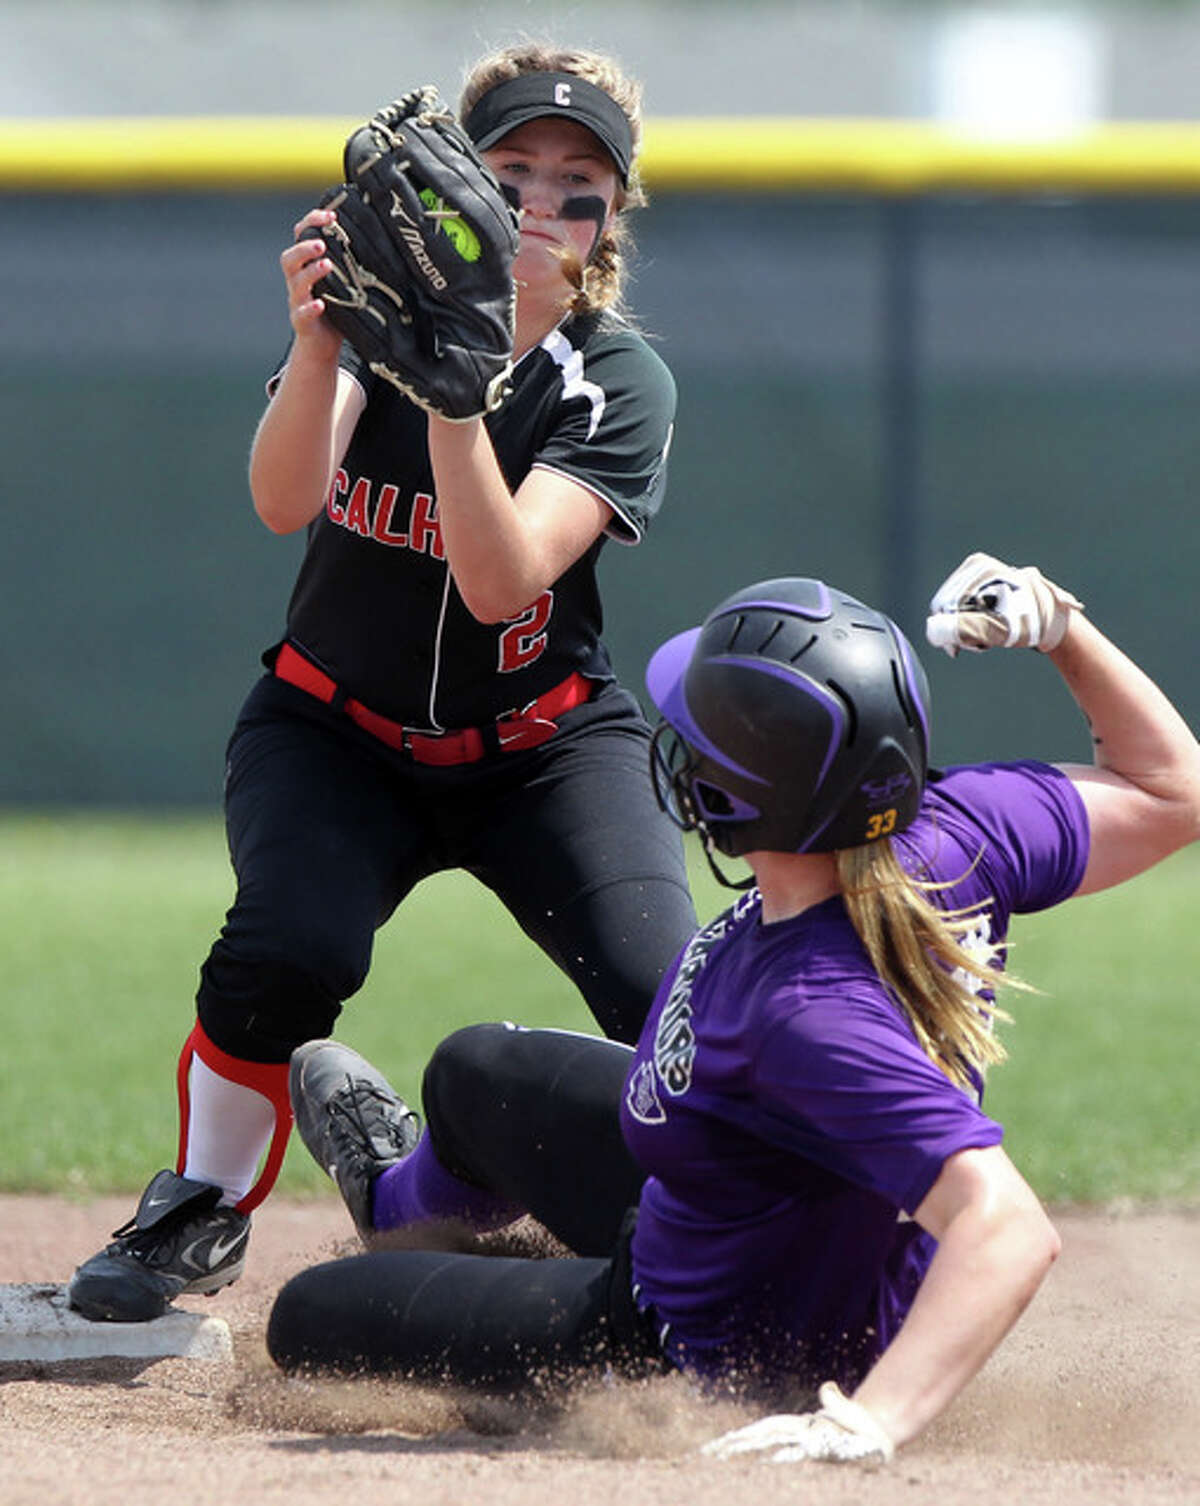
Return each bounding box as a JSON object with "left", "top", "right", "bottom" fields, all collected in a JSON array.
[{"left": 67, "top": 43, "right": 698, "bottom": 1324}]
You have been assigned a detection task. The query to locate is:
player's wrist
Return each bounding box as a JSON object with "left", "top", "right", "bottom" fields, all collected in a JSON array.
[
  {"left": 1025, "top": 568, "right": 1084, "bottom": 652},
  {"left": 283, "top": 325, "right": 343, "bottom": 382},
  {"left": 818, "top": 1382, "right": 897, "bottom": 1458}
]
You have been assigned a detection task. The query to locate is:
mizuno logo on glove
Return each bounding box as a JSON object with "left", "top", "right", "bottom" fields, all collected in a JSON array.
[{"left": 387, "top": 194, "right": 449, "bottom": 291}]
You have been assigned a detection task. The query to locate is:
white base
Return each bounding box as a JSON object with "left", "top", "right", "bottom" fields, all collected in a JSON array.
[{"left": 0, "top": 1284, "right": 233, "bottom": 1362}]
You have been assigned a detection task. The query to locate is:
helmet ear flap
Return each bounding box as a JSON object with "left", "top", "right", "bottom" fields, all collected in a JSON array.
[
  {"left": 836, "top": 738, "right": 925, "bottom": 847},
  {"left": 691, "top": 777, "right": 760, "bottom": 825}
]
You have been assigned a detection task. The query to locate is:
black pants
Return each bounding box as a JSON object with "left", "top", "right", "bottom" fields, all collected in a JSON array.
[
  {"left": 267, "top": 1023, "right": 660, "bottom": 1388},
  {"left": 196, "top": 675, "right": 697, "bottom": 1057}
]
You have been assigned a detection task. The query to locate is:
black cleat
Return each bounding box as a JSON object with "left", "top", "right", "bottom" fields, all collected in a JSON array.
[
  {"left": 67, "top": 1169, "right": 250, "bottom": 1322},
  {"left": 289, "top": 1039, "right": 421, "bottom": 1243}
]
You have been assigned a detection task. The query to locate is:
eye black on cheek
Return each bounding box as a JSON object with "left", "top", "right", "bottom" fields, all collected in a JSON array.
[
  {"left": 561, "top": 195, "right": 607, "bottom": 231},
  {"left": 560, "top": 194, "right": 608, "bottom": 263}
]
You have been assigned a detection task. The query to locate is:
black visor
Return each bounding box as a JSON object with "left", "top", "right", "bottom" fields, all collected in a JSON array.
[{"left": 463, "top": 72, "right": 634, "bottom": 186}]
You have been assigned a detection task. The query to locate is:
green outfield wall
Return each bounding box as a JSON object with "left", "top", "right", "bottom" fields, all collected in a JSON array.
[{"left": 3, "top": 121, "right": 1198, "bottom": 804}]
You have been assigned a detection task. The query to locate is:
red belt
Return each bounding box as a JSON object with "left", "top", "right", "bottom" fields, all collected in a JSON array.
[{"left": 274, "top": 642, "right": 592, "bottom": 765}]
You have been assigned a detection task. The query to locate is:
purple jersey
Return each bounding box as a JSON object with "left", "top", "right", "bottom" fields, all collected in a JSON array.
[{"left": 621, "top": 760, "right": 1089, "bottom": 1393}]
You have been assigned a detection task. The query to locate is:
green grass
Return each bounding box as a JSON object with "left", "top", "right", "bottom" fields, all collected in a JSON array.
[
  {"left": 983, "top": 853, "right": 1200, "bottom": 1204},
  {"left": 1, "top": 811, "right": 1197, "bottom": 1205}
]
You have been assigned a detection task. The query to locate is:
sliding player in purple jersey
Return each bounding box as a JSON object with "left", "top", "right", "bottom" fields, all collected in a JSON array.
[{"left": 270, "top": 552, "right": 1200, "bottom": 1464}]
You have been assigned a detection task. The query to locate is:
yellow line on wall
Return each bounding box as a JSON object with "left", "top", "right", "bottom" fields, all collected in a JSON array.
[{"left": 3, "top": 116, "right": 1200, "bottom": 194}]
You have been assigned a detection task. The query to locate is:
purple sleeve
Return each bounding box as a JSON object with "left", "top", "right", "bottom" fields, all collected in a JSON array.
[
  {"left": 753, "top": 994, "right": 1004, "bottom": 1215},
  {"left": 901, "top": 761, "right": 1090, "bottom": 920}
]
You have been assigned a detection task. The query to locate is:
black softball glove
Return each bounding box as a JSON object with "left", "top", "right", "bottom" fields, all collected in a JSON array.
[{"left": 307, "top": 87, "right": 520, "bottom": 421}]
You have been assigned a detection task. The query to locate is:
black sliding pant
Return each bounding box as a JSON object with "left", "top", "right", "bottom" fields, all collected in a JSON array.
[{"left": 267, "top": 1023, "right": 661, "bottom": 1389}]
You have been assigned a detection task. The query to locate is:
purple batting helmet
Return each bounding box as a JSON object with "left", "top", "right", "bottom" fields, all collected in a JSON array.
[{"left": 646, "top": 577, "right": 931, "bottom": 857}]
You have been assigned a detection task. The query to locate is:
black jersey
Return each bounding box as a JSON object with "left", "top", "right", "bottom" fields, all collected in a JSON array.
[{"left": 278, "top": 310, "right": 676, "bottom": 730}]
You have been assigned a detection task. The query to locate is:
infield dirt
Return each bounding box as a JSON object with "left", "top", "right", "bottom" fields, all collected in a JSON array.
[{"left": 1, "top": 1193, "right": 1196, "bottom": 1506}]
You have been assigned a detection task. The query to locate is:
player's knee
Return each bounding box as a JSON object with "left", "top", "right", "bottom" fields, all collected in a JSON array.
[
  {"left": 422, "top": 1023, "right": 519, "bottom": 1137},
  {"left": 267, "top": 1265, "right": 339, "bottom": 1373},
  {"left": 197, "top": 953, "right": 347, "bottom": 1059}
]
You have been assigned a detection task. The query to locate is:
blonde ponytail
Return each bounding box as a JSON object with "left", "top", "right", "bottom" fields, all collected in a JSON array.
[{"left": 836, "top": 841, "right": 1027, "bottom": 1091}]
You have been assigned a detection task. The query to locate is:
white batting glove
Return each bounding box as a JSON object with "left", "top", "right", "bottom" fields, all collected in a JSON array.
[
  {"left": 925, "top": 551, "right": 1083, "bottom": 658},
  {"left": 700, "top": 1382, "right": 895, "bottom": 1466}
]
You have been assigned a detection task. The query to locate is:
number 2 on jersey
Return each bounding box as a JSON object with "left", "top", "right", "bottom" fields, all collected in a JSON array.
[{"left": 498, "top": 590, "right": 553, "bottom": 672}]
